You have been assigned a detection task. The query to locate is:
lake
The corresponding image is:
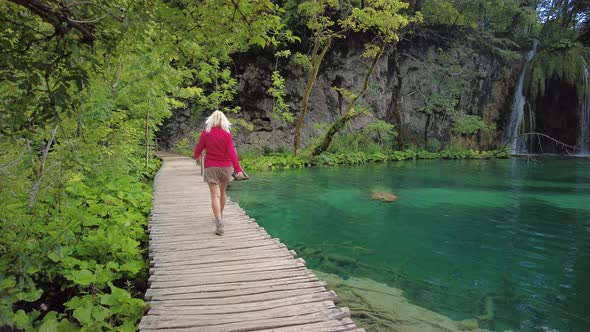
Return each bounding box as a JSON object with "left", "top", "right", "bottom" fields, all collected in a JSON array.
[{"left": 229, "top": 158, "right": 590, "bottom": 332}]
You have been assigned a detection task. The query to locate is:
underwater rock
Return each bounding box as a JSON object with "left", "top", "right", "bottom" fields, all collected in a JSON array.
[
  {"left": 314, "top": 270, "right": 493, "bottom": 332},
  {"left": 370, "top": 190, "right": 398, "bottom": 202},
  {"left": 457, "top": 318, "right": 479, "bottom": 330}
]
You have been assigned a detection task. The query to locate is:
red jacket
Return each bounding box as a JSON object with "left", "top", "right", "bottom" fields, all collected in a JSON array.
[{"left": 194, "top": 127, "right": 242, "bottom": 173}]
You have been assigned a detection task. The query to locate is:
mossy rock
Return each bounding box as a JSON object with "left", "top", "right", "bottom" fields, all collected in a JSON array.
[
  {"left": 371, "top": 190, "right": 398, "bottom": 202},
  {"left": 456, "top": 318, "right": 479, "bottom": 330}
]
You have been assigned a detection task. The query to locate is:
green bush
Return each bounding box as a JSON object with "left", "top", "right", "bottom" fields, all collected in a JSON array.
[
  {"left": 0, "top": 146, "right": 153, "bottom": 330},
  {"left": 241, "top": 147, "right": 509, "bottom": 171},
  {"left": 241, "top": 153, "right": 309, "bottom": 170}
]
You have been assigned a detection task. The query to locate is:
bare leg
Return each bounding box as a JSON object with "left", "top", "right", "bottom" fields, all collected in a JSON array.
[
  {"left": 208, "top": 182, "right": 222, "bottom": 221},
  {"left": 219, "top": 182, "right": 228, "bottom": 218}
]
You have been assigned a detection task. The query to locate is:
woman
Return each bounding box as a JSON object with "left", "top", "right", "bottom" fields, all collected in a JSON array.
[{"left": 194, "top": 110, "right": 245, "bottom": 235}]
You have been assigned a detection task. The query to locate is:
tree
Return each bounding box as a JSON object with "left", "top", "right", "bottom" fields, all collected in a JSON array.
[
  {"left": 0, "top": 0, "right": 287, "bottom": 328},
  {"left": 311, "top": 0, "right": 413, "bottom": 156},
  {"left": 293, "top": 0, "right": 346, "bottom": 155}
]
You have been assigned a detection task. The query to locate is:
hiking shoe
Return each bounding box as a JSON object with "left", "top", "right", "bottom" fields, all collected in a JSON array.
[{"left": 215, "top": 222, "right": 224, "bottom": 236}]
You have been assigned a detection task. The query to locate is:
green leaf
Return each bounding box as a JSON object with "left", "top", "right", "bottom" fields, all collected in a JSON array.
[
  {"left": 14, "top": 310, "right": 30, "bottom": 329},
  {"left": 249, "top": 36, "right": 266, "bottom": 47},
  {"left": 39, "top": 312, "right": 59, "bottom": 332},
  {"left": 117, "top": 320, "right": 137, "bottom": 332},
  {"left": 0, "top": 278, "right": 16, "bottom": 291},
  {"left": 18, "top": 288, "right": 43, "bottom": 302},
  {"left": 92, "top": 305, "right": 110, "bottom": 322},
  {"left": 57, "top": 319, "right": 80, "bottom": 332},
  {"left": 120, "top": 261, "right": 142, "bottom": 274},
  {"left": 70, "top": 269, "right": 95, "bottom": 286},
  {"left": 47, "top": 251, "right": 61, "bottom": 262},
  {"left": 72, "top": 300, "right": 93, "bottom": 325}
]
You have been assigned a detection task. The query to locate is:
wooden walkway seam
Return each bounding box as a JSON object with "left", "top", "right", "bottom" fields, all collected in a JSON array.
[{"left": 140, "top": 152, "right": 364, "bottom": 332}]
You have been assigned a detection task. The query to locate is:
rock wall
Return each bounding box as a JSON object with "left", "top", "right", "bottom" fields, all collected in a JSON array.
[{"left": 160, "top": 35, "right": 524, "bottom": 153}]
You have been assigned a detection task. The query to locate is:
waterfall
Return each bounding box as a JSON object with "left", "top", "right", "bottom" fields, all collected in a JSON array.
[
  {"left": 506, "top": 40, "right": 540, "bottom": 154},
  {"left": 579, "top": 66, "right": 590, "bottom": 155}
]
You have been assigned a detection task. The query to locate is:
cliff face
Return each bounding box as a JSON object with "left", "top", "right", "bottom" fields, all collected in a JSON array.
[{"left": 160, "top": 36, "right": 523, "bottom": 153}]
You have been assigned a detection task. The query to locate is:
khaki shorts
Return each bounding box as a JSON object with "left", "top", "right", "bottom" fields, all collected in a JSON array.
[{"left": 203, "top": 167, "right": 233, "bottom": 184}]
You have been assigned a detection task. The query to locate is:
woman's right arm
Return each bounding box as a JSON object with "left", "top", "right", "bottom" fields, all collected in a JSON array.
[{"left": 194, "top": 131, "right": 206, "bottom": 160}]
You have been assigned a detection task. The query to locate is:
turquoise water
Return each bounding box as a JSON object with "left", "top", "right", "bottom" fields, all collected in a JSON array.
[{"left": 228, "top": 158, "right": 590, "bottom": 332}]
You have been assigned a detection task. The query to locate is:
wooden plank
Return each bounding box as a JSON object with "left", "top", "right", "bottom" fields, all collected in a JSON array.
[
  {"left": 139, "top": 308, "right": 346, "bottom": 330},
  {"left": 147, "top": 290, "right": 337, "bottom": 309},
  {"left": 146, "top": 280, "right": 327, "bottom": 301},
  {"left": 150, "top": 258, "right": 305, "bottom": 276},
  {"left": 140, "top": 153, "right": 361, "bottom": 332},
  {"left": 149, "top": 240, "right": 280, "bottom": 257},
  {"left": 149, "top": 257, "right": 303, "bottom": 274},
  {"left": 148, "top": 299, "right": 336, "bottom": 316},
  {"left": 148, "top": 264, "right": 309, "bottom": 282},
  {"left": 144, "top": 306, "right": 342, "bottom": 328},
  {"left": 255, "top": 318, "right": 360, "bottom": 332},
  {"left": 145, "top": 275, "right": 319, "bottom": 298},
  {"left": 150, "top": 251, "right": 294, "bottom": 269},
  {"left": 150, "top": 246, "right": 287, "bottom": 264},
  {"left": 149, "top": 269, "right": 317, "bottom": 288}
]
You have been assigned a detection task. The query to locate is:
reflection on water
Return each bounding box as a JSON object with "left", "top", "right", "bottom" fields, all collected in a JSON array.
[{"left": 229, "top": 158, "right": 590, "bottom": 332}]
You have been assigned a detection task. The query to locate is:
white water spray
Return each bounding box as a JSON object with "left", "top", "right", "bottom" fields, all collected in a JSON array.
[
  {"left": 506, "top": 40, "right": 540, "bottom": 154},
  {"left": 579, "top": 65, "right": 590, "bottom": 155}
]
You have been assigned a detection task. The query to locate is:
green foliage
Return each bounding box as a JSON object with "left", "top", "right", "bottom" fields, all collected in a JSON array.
[
  {"left": 452, "top": 114, "right": 496, "bottom": 135},
  {"left": 268, "top": 71, "right": 294, "bottom": 122},
  {"left": 416, "top": 47, "right": 494, "bottom": 138},
  {"left": 241, "top": 146, "right": 509, "bottom": 170},
  {"left": 0, "top": 149, "right": 152, "bottom": 329},
  {"left": 362, "top": 120, "right": 398, "bottom": 148},
  {"left": 311, "top": 148, "right": 508, "bottom": 166},
  {"left": 418, "top": 47, "right": 475, "bottom": 116},
  {"left": 312, "top": 151, "right": 389, "bottom": 166},
  {"left": 0, "top": 0, "right": 288, "bottom": 329},
  {"left": 470, "top": 32, "right": 522, "bottom": 63},
  {"left": 325, "top": 120, "right": 398, "bottom": 154},
  {"left": 293, "top": 52, "right": 313, "bottom": 72},
  {"left": 241, "top": 153, "right": 309, "bottom": 170},
  {"left": 526, "top": 45, "right": 590, "bottom": 97},
  {"left": 174, "top": 137, "right": 196, "bottom": 158},
  {"left": 298, "top": 0, "right": 342, "bottom": 43},
  {"left": 341, "top": 0, "right": 412, "bottom": 43},
  {"left": 422, "top": 0, "right": 540, "bottom": 37}
]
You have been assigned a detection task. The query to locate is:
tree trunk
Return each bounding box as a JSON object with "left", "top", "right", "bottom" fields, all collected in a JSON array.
[
  {"left": 293, "top": 37, "right": 333, "bottom": 155},
  {"left": 312, "top": 43, "right": 385, "bottom": 156},
  {"left": 145, "top": 109, "right": 150, "bottom": 172}
]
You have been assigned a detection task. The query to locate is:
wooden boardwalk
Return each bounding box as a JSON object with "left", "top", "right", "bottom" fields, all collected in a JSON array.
[{"left": 140, "top": 152, "right": 363, "bottom": 331}]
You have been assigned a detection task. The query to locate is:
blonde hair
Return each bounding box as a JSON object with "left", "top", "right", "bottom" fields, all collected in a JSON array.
[{"left": 205, "top": 110, "right": 231, "bottom": 133}]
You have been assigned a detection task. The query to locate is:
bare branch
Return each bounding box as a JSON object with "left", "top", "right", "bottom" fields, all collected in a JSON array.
[
  {"left": 28, "top": 125, "right": 58, "bottom": 209},
  {"left": 111, "top": 61, "right": 123, "bottom": 97},
  {"left": 502, "top": 132, "right": 577, "bottom": 155},
  {"left": 67, "top": 14, "right": 107, "bottom": 24}
]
